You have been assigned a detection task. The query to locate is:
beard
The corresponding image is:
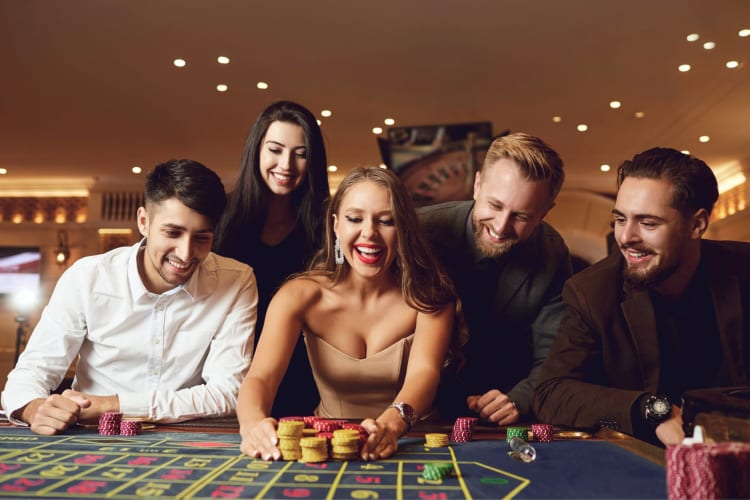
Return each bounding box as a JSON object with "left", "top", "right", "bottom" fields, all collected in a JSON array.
[
  {"left": 472, "top": 216, "right": 517, "bottom": 259},
  {"left": 622, "top": 252, "right": 680, "bottom": 290}
]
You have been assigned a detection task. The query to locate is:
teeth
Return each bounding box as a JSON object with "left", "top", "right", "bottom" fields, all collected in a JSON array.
[
  {"left": 169, "top": 259, "right": 189, "bottom": 269},
  {"left": 488, "top": 227, "right": 501, "bottom": 239},
  {"left": 272, "top": 172, "right": 291, "bottom": 180},
  {"left": 357, "top": 247, "right": 381, "bottom": 255}
]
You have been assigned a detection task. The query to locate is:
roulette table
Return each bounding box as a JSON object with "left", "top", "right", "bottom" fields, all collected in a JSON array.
[{"left": 0, "top": 423, "right": 667, "bottom": 499}]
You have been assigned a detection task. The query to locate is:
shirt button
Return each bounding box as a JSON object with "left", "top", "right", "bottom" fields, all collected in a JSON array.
[{"left": 154, "top": 338, "right": 160, "bottom": 344}]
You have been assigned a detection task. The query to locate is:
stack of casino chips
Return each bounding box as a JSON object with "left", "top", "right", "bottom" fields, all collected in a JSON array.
[
  {"left": 299, "top": 436, "right": 329, "bottom": 463},
  {"left": 330, "top": 429, "right": 362, "bottom": 460},
  {"left": 666, "top": 442, "right": 750, "bottom": 498},
  {"left": 425, "top": 433, "right": 450, "bottom": 448},
  {"left": 450, "top": 417, "right": 478, "bottom": 443},
  {"left": 530, "top": 424, "right": 554, "bottom": 442},
  {"left": 422, "top": 462, "right": 454, "bottom": 480},
  {"left": 506, "top": 426, "right": 530, "bottom": 443},
  {"left": 119, "top": 418, "right": 143, "bottom": 436},
  {"left": 277, "top": 419, "right": 305, "bottom": 461},
  {"left": 98, "top": 412, "right": 123, "bottom": 435}
]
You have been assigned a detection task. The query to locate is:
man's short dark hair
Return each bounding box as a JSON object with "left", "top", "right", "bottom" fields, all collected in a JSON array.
[
  {"left": 145, "top": 159, "right": 227, "bottom": 228},
  {"left": 617, "top": 147, "right": 719, "bottom": 216}
]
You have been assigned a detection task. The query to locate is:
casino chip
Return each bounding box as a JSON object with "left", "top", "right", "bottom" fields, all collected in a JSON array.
[
  {"left": 450, "top": 417, "right": 478, "bottom": 443},
  {"left": 119, "top": 418, "right": 143, "bottom": 436},
  {"left": 531, "top": 424, "right": 553, "bottom": 442},
  {"left": 98, "top": 412, "right": 122, "bottom": 436},
  {"left": 505, "top": 426, "right": 530, "bottom": 442},
  {"left": 422, "top": 462, "right": 454, "bottom": 480},
  {"left": 425, "top": 433, "right": 450, "bottom": 447},
  {"left": 300, "top": 436, "right": 329, "bottom": 463}
]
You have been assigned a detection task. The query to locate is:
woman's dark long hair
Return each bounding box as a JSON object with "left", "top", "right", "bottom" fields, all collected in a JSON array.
[{"left": 214, "top": 100, "right": 330, "bottom": 259}]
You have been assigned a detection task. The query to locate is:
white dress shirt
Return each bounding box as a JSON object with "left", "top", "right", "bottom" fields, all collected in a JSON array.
[{"left": 1, "top": 241, "right": 257, "bottom": 423}]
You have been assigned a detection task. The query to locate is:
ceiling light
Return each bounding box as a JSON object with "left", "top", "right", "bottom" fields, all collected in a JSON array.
[
  {"left": 678, "top": 64, "right": 691, "bottom": 72},
  {"left": 686, "top": 33, "right": 700, "bottom": 42},
  {"left": 131, "top": 166, "right": 142, "bottom": 174},
  {"left": 552, "top": 116, "right": 562, "bottom": 123},
  {"left": 217, "top": 56, "right": 230, "bottom": 64},
  {"left": 740, "top": 29, "right": 750, "bottom": 37},
  {"left": 256, "top": 81, "right": 269, "bottom": 90},
  {"left": 372, "top": 127, "right": 383, "bottom": 134},
  {"left": 379, "top": 164, "right": 388, "bottom": 169},
  {"left": 634, "top": 111, "right": 645, "bottom": 118},
  {"left": 600, "top": 164, "right": 611, "bottom": 172},
  {"left": 321, "top": 110, "right": 332, "bottom": 118},
  {"left": 216, "top": 84, "right": 228, "bottom": 92},
  {"left": 327, "top": 165, "right": 338, "bottom": 172},
  {"left": 0, "top": 168, "right": 7, "bottom": 175},
  {"left": 703, "top": 41, "right": 716, "bottom": 50},
  {"left": 699, "top": 135, "right": 710, "bottom": 143},
  {"left": 576, "top": 124, "right": 588, "bottom": 132},
  {"left": 726, "top": 60, "right": 740, "bottom": 69},
  {"left": 609, "top": 101, "right": 621, "bottom": 109},
  {"left": 384, "top": 118, "right": 395, "bottom": 126},
  {"left": 173, "top": 58, "right": 186, "bottom": 68},
  {"left": 317, "top": 120, "right": 321, "bottom": 125},
  {"left": 681, "top": 150, "right": 690, "bottom": 155}
]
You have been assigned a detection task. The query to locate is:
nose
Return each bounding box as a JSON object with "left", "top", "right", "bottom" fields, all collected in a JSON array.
[
  {"left": 360, "top": 219, "right": 376, "bottom": 239},
  {"left": 278, "top": 151, "right": 292, "bottom": 171},
  {"left": 494, "top": 212, "right": 512, "bottom": 235},
  {"left": 174, "top": 236, "right": 193, "bottom": 262},
  {"left": 617, "top": 221, "right": 640, "bottom": 247}
]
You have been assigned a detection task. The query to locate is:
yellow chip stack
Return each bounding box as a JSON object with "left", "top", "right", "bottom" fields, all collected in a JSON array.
[
  {"left": 300, "top": 436, "right": 329, "bottom": 463},
  {"left": 425, "top": 433, "right": 450, "bottom": 448},
  {"left": 277, "top": 420, "right": 305, "bottom": 461},
  {"left": 330, "top": 429, "right": 361, "bottom": 460}
]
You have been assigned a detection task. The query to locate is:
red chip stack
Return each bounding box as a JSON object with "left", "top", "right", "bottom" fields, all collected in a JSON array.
[
  {"left": 119, "top": 419, "right": 143, "bottom": 436},
  {"left": 450, "top": 417, "right": 478, "bottom": 443},
  {"left": 312, "top": 419, "right": 341, "bottom": 433},
  {"left": 531, "top": 423, "right": 554, "bottom": 442},
  {"left": 666, "top": 442, "right": 750, "bottom": 499},
  {"left": 98, "top": 412, "right": 122, "bottom": 435}
]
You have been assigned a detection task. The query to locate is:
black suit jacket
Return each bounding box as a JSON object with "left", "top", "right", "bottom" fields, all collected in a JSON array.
[
  {"left": 533, "top": 239, "right": 750, "bottom": 434},
  {"left": 418, "top": 200, "right": 572, "bottom": 416}
]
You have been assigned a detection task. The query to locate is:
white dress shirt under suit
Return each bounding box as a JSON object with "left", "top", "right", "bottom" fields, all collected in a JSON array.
[{"left": 1, "top": 241, "right": 257, "bottom": 423}]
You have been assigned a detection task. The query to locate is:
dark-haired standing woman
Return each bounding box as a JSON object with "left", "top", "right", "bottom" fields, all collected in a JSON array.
[{"left": 214, "top": 101, "right": 330, "bottom": 416}]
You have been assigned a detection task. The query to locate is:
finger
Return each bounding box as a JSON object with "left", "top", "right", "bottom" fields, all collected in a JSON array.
[
  {"left": 466, "top": 395, "right": 480, "bottom": 411},
  {"left": 492, "top": 405, "right": 520, "bottom": 426},
  {"left": 477, "top": 389, "right": 505, "bottom": 408}
]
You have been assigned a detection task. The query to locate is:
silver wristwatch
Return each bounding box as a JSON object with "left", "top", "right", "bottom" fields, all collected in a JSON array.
[{"left": 389, "top": 401, "right": 417, "bottom": 430}]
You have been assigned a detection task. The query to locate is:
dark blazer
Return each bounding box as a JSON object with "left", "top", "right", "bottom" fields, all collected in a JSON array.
[
  {"left": 418, "top": 200, "right": 572, "bottom": 416},
  {"left": 533, "top": 239, "right": 750, "bottom": 434}
]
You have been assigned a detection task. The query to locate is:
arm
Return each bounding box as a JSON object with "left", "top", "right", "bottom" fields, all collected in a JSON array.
[
  {"left": 237, "top": 279, "right": 311, "bottom": 460},
  {"left": 361, "top": 304, "right": 454, "bottom": 460},
  {"left": 507, "top": 244, "right": 572, "bottom": 417},
  {"left": 1, "top": 266, "right": 88, "bottom": 433},
  {"left": 532, "top": 280, "right": 644, "bottom": 434}
]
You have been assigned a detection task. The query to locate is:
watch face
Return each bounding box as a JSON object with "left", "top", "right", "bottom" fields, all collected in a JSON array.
[{"left": 652, "top": 399, "right": 670, "bottom": 416}]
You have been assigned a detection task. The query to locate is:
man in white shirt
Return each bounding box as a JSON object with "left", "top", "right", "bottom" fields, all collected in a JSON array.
[{"left": 1, "top": 159, "right": 258, "bottom": 435}]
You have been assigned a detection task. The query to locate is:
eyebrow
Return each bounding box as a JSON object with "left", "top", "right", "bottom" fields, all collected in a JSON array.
[
  {"left": 611, "top": 209, "right": 667, "bottom": 223},
  {"left": 161, "top": 223, "right": 213, "bottom": 234},
  {"left": 265, "top": 139, "right": 306, "bottom": 150}
]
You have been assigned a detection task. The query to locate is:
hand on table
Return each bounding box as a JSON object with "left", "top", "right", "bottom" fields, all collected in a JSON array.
[
  {"left": 655, "top": 406, "right": 684, "bottom": 446},
  {"left": 360, "top": 417, "right": 402, "bottom": 461},
  {"left": 240, "top": 417, "right": 281, "bottom": 460},
  {"left": 467, "top": 389, "right": 520, "bottom": 425},
  {"left": 63, "top": 389, "right": 119, "bottom": 423},
  {"left": 20, "top": 392, "right": 91, "bottom": 435}
]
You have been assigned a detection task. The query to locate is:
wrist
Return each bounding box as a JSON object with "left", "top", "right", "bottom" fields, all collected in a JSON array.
[{"left": 388, "top": 401, "right": 417, "bottom": 432}]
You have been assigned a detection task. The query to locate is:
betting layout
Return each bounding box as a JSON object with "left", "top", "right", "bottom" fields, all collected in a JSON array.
[{"left": 0, "top": 428, "right": 529, "bottom": 499}]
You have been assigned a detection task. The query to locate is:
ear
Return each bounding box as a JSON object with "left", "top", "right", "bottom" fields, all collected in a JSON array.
[
  {"left": 332, "top": 213, "right": 339, "bottom": 238},
  {"left": 136, "top": 206, "right": 149, "bottom": 237},
  {"left": 689, "top": 208, "right": 710, "bottom": 239},
  {"left": 473, "top": 170, "right": 482, "bottom": 200}
]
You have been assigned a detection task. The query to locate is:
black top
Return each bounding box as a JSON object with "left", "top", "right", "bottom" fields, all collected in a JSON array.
[{"left": 233, "top": 223, "right": 320, "bottom": 417}]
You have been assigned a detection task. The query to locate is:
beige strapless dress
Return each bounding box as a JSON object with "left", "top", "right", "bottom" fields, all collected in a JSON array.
[{"left": 303, "top": 333, "right": 414, "bottom": 419}]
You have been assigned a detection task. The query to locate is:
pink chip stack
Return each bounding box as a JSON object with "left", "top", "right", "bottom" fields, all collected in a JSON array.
[
  {"left": 450, "top": 417, "right": 479, "bottom": 443},
  {"left": 531, "top": 423, "right": 554, "bottom": 442},
  {"left": 119, "top": 419, "right": 143, "bottom": 436},
  {"left": 98, "top": 412, "right": 122, "bottom": 435},
  {"left": 666, "top": 442, "right": 750, "bottom": 499}
]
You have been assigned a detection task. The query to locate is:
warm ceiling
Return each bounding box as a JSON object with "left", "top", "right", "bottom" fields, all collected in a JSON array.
[{"left": 1, "top": 0, "right": 749, "bottom": 195}]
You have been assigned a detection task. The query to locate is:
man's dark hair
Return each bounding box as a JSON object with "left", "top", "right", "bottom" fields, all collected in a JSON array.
[
  {"left": 617, "top": 147, "right": 719, "bottom": 215},
  {"left": 145, "top": 159, "right": 227, "bottom": 228}
]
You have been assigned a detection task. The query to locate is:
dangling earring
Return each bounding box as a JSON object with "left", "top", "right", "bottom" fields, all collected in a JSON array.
[{"left": 334, "top": 238, "right": 344, "bottom": 265}]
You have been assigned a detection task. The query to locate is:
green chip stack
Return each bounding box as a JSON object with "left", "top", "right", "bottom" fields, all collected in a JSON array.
[
  {"left": 506, "top": 426, "right": 530, "bottom": 442},
  {"left": 422, "top": 462, "right": 454, "bottom": 480}
]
